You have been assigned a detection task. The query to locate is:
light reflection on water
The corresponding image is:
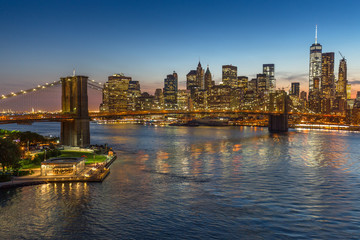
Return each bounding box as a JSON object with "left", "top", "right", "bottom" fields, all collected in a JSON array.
[{"left": 1, "top": 123, "right": 360, "bottom": 238}]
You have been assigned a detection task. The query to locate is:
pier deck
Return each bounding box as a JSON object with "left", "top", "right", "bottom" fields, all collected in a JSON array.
[{"left": 0, "top": 155, "right": 116, "bottom": 189}]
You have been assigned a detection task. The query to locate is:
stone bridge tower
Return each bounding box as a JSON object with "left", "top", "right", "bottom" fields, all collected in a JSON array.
[
  {"left": 268, "top": 92, "right": 289, "bottom": 132},
  {"left": 60, "top": 75, "right": 90, "bottom": 147}
]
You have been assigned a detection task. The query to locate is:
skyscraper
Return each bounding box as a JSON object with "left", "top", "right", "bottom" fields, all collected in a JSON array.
[
  {"left": 100, "top": 74, "right": 131, "bottom": 112},
  {"left": 263, "top": 64, "right": 275, "bottom": 91},
  {"left": 238, "top": 76, "right": 248, "bottom": 91},
  {"left": 186, "top": 70, "right": 197, "bottom": 91},
  {"left": 257, "top": 74, "right": 267, "bottom": 93},
  {"left": 321, "top": 52, "right": 335, "bottom": 113},
  {"left": 163, "top": 71, "right": 178, "bottom": 109},
  {"left": 196, "top": 61, "right": 204, "bottom": 89},
  {"left": 248, "top": 78, "right": 257, "bottom": 92},
  {"left": 290, "top": 82, "right": 300, "bottom": 98},
  {"left": 154, "top": 88, "right": 164, "bottom": 109},
  {"left": 337, "top": 55, "right": 347, "bottom": 99},
  {"left": 127, "top": 80, "right": 141, "bottom": 111},
  {"left": 321, "top": 52, "right": 335, "bottom": 96},
  {"left": 309, "top": 26, "right": 322, "bottom": 92},
  {"left": 346, "top": 84, "right": 351, "bottom": 100},
  {"left": 300, "top": 91, "right": 307, "bottom": 101},
  {"left": 204, "top": 65, "right": 213, "bottom": 90},
  {"left": 222, "top": 65, "right": 237, "bottom": 87}
]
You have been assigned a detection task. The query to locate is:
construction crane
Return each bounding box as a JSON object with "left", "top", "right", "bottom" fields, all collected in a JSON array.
[{"left": 339, "top": 51, "right": 346, "bottom": 60}]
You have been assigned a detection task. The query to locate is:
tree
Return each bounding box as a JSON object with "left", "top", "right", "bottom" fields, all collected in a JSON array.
[{"left": 0, "top": 138, "right": 21, "bottom": 173}]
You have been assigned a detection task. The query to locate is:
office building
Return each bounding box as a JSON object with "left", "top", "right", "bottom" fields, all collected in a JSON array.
[
  {"left": 154, "top": 88, "right": 164, "bottom": 109},
  {"left": 309, "top": 25, "right": 322, "bottom": 92},
  {"left": 100, "top": 74, "right": 131, "bottom": 112},
  {"left": 222, "top": 65, "right": 237, "bottom": 87},
  {"left": 290, "top": 82, "right": 300, "bottom": 97},
  {"left": 208, "top": 85, "right": 231, "bottom": 110},
  {"left": 300, "top": 91, "right": 307, "bottom": 101},
  {"left": 192, "top": 89, "right": 207, "bottom": 110},
  {"left": 321, "top": 52, "right": 335, "bottom": 96},
  {"left": 337, "top": 56, "right": 347, "bottom": 99},
  {"left": 238, "top": 76, "right": 248, "bottom": 90},
  {"left": 128, "top": 80, "right": 141, "bottom": 111},
  {"left": 163, "top": 71, "right": 178, "bottom": 109},
  {"left": 137, "top": 92, "right": 155, "bottom": 111},
  {"left": 204, "top": 65, "right": 213, "bottom": 90},
  {"left": 263, "top": 64, "right": 275, "bottom": 90},
  {"left": 347, "top": 84, "right": 352, "bottom": 99},
  {"left": 248, "top": 78, "right": 257, "bottom": 92},
  {"left": 186, "top": 70, "right": 197, "bottom": 91},
  {"left": 321, "top": 52, "right": 335, "bottom": 113},
  {"left": 257, "top": 74, "right": 267, "bottom": 93},
  {"left": 196, "top": 61, "right": 204, "bottom": 89},
  {"left": 177, "top": 90, "right": 191, "bottom": 110}
]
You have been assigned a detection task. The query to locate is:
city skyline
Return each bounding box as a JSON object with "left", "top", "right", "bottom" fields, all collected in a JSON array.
[{"left": 1, "top": 0, "right": 360, "bottom": 110}]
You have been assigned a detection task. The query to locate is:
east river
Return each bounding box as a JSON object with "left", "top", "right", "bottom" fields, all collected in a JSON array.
[{"left": 1, "top": 123, "right": 360, "bottom": 239}]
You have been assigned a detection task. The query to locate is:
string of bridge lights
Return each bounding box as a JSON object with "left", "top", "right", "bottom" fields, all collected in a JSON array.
[
  {"left": 0, "top": 79, "right": 103, "bottom": 100},
  {"left": 0, "top": 79, "right": 315, "bottom": 114}
]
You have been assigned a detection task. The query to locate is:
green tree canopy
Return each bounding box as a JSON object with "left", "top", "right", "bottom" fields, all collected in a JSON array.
[{"left": 0, "top": 138, "right": 21, "bottom": 172}]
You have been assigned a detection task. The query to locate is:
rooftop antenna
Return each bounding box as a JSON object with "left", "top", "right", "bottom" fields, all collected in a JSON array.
[
  {"left": 315, "top": 25, "right": 318, "bottom": 44},
  {"left": 73, "top": 68, "right": 76, "bottom": 77}
]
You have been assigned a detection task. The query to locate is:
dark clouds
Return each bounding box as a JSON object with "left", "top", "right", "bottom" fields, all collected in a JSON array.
[
  {"left": 349, "top": 80, "right": 360, "bottom": 85},
  {"left": 277, "top": 72, "right": 308, "bottom": 83}
]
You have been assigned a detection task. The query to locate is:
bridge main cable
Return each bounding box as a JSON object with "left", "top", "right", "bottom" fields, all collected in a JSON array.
[
  {"left": 87, "top": 79, "right": 103, "bottom": 91},
  {"left": 0, "top": 80, "right": 62, "bottom": 100},
  {"left": 0, "top": 78, "right": 104, "bottom": 101}
]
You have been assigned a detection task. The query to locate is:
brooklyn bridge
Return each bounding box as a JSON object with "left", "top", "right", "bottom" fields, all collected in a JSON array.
[{"left": 0, "top": 76, "right": 346, "bottom": 147}]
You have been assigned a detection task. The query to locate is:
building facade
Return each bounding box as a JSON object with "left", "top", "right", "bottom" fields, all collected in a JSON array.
[
  {"left": 337, "top": 56, "right": 347, "bottom": 99},
  {"left": 263, "top": 64, "right": 275, "bottom": 91},
  {"left": 186, "top": 70, "right": 197, "bottom": 91},
  {"left": 309, "top": 26, "right": 322, "bottom": 92},
  {"left": 100, "top": 74, "right": 131, "bottom": 112},
  {"left": 163, "top": 71, "right": 178, "bottom": 109},
  {"left": 196, "top": 62, "right": 204, "bottom": 89},
  {"left": 290, "top": 82, "right": 300, "bottom": 98},
  {"left": 222, "top": 65, "right": 237, "bottom": 87},
  {"left": 204, "top": 65, "right": 213, "bottom": 90}
]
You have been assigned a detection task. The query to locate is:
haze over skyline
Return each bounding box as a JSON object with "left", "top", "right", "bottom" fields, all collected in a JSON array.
[{"left": 1, "top": 0, "right": 360, "bottom": 111}]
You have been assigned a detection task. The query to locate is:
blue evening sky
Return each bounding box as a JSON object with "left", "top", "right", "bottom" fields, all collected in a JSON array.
[{"left": 1, "top": 0, "right": 360, "bottom": 109}]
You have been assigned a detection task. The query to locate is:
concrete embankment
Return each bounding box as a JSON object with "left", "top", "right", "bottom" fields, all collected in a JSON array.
[{"left": 0, "top": 180, "right": 48, "bottom": 189}]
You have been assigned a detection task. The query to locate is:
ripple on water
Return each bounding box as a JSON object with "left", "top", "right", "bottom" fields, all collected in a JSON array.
[{"left": 1, "top": 125, "right": 360, "bottom": 238}]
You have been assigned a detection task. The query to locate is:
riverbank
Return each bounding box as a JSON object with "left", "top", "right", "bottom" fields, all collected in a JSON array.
[{"left": 0, "top": 154, "right": 117, "bottom": 189}]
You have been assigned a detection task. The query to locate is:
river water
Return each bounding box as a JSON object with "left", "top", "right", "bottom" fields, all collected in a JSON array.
[{"left": 1, "top": 122, "right": 360, "bottom": 239}]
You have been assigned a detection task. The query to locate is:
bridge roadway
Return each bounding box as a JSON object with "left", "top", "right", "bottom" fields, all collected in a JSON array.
[{"left": 0, "top": 110, "right": 345, "bottom": 124}]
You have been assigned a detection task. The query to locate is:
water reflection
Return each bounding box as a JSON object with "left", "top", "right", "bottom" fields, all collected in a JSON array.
[{"left": 2, "top": 124, "right": 360, "bottom": 238}]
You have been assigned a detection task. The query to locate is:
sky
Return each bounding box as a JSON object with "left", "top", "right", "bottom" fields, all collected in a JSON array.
[{"left": 1, "top": 0, "right": 360, "bottom": 111}]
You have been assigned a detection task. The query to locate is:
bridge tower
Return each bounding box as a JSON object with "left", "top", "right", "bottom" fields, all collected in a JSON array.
[
  {"left": 268, "top": 91, "right": 289, "bottom": 132},
  {"left": 60, "top": 75, "right": 90, "bottom": 147}
]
